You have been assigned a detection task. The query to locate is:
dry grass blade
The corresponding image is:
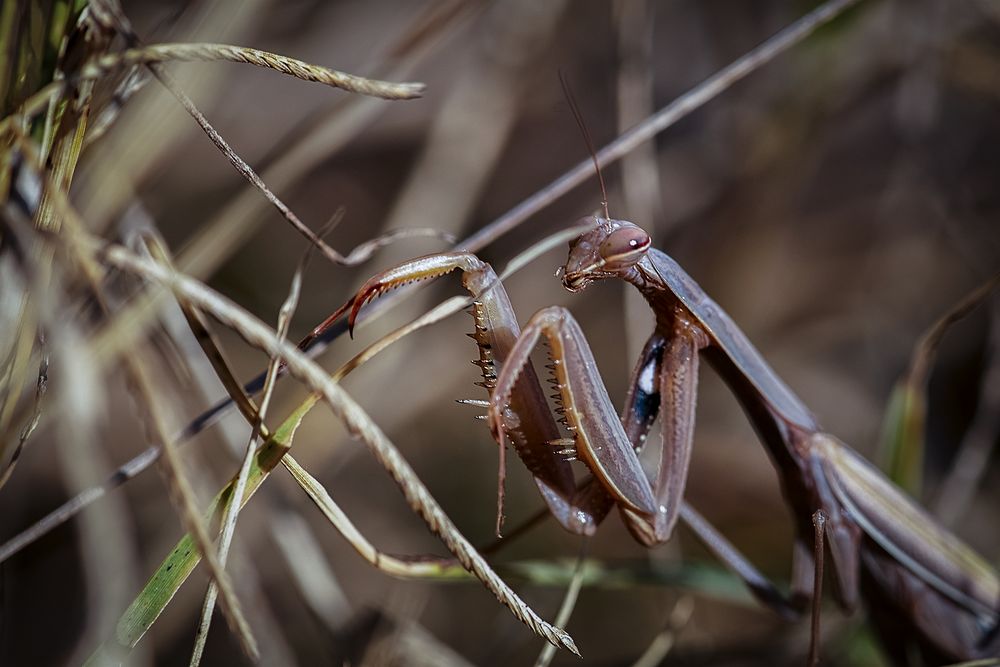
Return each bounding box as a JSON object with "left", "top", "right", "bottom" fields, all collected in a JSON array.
[
  {"left": 191, "top": 231, "right": 316, "bottom": 665},
  {"left": 0, "top": 85, "right": 61, "bottom": 141},
  {"left": 629, "top": 596, "right": 694, "bottom": 667},
  {"left": 69, "top": 259, "right": 259, "bottom": 660},
  {"left": 91, "top": 238, "right": 579, "bottom": 655},
  {"left": 0, "top": 291, "right": 457, "bottom": 569},
  {"left": 1, "top": 4, "right": 109, "bottom": 479},
  {"left": 85, "top": 66, "right": 149, "bottom": 146},
  {"left": 147, "top": 4, "right": 466, "bottom": 283},
  {"left": 142, "top": 233, "right": 265, "bottom": 429},
  {"left": 77, "top": 43, "right": 425, "bottom": 99},
  {"left": 8, "top": 132, "right": 259, "bottom": 661},
  {"left": 334, "top": 227, "right": 458, "bottom": 264},
  {"left": 0, "top": 477, "right": 131, "bottom": 563},
  {"left": 143, "top": 225, "right": 348, "bottom": 656},
  {"left": 0, "top": 295, "right": 40, "bottom": 479},
  {"left": 80, "top": 2, "right": 435, "bottom": 274},
  {"left": 0, "top": 347, "right": 47, "bottom": 489},
  {"left": 281, "top": 455, "right": 467, "bottom": 579},
  {"left": 135, "top": 72, "right": 447, "bottom": 271},
  {"left": 933, "top": 286, "right": 1000, "bottom": 523}
]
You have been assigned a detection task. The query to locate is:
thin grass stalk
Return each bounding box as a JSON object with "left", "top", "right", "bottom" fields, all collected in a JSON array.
[
  {"left": 190, "top": 250, "right": 308, "bottom": 666},
  {"left": 86, "top": 1, "right": 467, "bottom": 277},
  {"left": 533, "top": 540, "right": 587, "bottom": 667},
  {"left": 9, "top": 130, "right": 259, "bottom": 660},
  {"left": 65, "top": 224, "right": 261, "bottom": 662},
  {"left": 458, "top": 0, "right": 865, "bottom": 252},
  {"left": 629, "top": 596, "right": 694, "bottom": 667},
  {"left": 879, "top": 273, "right": 1000, "bottom": 494}
]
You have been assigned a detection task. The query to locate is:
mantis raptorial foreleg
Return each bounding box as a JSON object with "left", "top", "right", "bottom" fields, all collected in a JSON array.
[{"left": 350, "top": 253, "right": 596, "bottom": 536}]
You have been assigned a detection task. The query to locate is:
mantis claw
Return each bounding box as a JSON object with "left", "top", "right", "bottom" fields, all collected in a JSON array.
[{"left": 348, "top": 252, "right": 490, "bottom": 336}]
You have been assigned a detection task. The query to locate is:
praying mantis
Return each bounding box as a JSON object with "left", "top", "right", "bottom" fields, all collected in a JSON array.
[{"left": 347, "top": 216, "right": 1000, "bottom": 664}]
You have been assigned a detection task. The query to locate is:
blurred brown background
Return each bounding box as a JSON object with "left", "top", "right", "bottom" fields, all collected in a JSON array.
[{"left": 2, "top": 0, "right": 999, "bottom": 665}]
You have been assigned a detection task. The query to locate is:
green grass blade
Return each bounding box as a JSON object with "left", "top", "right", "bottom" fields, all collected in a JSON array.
[
  {"left": 85, "top": 396, "right": 313, "bottom": 664},
  {"left": 504, "top": 558, "right": 756, "bottom": 605},
  {"left": 879, "top": 380, "right": 926, "bottom": 495},
  {"left": 879, "top": 274, "right": 1000, "bottom": 495}
]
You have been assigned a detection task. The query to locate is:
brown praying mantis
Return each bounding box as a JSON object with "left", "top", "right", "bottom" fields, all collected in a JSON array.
[{"left": 346, "top": 213, "right": 1000, "bottom": 663}]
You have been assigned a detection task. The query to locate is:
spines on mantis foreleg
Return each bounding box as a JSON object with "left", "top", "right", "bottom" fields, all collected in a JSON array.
[
  {"left": 349, "top": 250, "right": 582, "bottom": 535},
  {"left": 467, "top": 300, "right": 500, "bottom": 392}
]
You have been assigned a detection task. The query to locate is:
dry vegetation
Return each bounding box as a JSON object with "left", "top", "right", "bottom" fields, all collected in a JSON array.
[{"left": 1, "top": 1, "right": 998, "bottom": 665}]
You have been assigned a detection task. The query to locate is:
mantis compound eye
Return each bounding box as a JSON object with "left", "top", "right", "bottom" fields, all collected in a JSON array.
[{"left": 598, "top": 227, "right": 651, "bottom": 269}]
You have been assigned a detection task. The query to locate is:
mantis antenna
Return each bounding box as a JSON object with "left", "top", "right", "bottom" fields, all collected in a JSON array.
[{"left": 559, "top": 71, "right": 611, "bottom": 220}]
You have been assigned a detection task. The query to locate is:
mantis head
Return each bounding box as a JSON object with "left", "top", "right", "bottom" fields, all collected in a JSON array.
[{"left": 562, "top": 217, "right": 651, "bottom": 292}]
